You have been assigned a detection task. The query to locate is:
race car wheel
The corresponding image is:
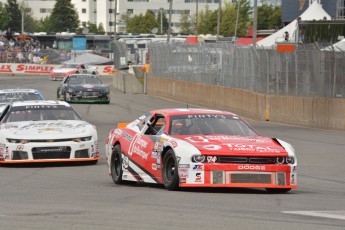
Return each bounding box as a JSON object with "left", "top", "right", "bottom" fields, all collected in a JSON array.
[
  {"left": 162, "top": 149, "right": 179, "bottom": 191},
  {"left": 110, "top": 144, "right": 123, "bottom": 184},
  {"left": 265, "top": 188, "right": 291, "bottom": 193}
]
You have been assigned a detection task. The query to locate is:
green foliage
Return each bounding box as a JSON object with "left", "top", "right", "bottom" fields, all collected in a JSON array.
[
  {"left": 179, "top": 11, "right": 193, "bottom": 34},
  {"left": 34, "top": 16, "right": 51, "bottom": 32},
  {"left": 23, "top": 13, "right": 36, "bottom": 33},
  {"left": 0, "top": 3, "right": 9, "bottom": 30},
  {"left": 126, "top": 10, "right": 159, "bottom": 34},
  {"left": 220, "top": 2, "right": 237, "bottom": 36},
  {"left": 5, "top": 0, "right": 21, "bottom": 32},
  {"left": 156, "top": 11, "right": 168, "bottom": 34},
  {"left": 257, "top": 4, "right": 282, "bottom": 30},
  {"left": 198, "top": 5, "right": 217, "bottom": 35},
  {"left": 97, "top": 23, "right": 105, "bottom": 34},
  {"left": 50, "top": 0, "right": 80, "bottom": 33}
]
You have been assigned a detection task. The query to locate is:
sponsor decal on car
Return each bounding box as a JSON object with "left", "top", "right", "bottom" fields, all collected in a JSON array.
[
  {"left": 195, "top": 172, "right": 203, "bottom": 183},
  {"left": 16, "top": 145, "right": 24, "bottom": 151},
  {"left": 206, "top": 156, "right": 217, "bottom": 163},
  {"left": 178, "top": 168, "right": 189, "bottom": 172},
  {"left": 238, "top": 165, "right": 266, "bottom": 170},
  {"left": 227, "top": 144, "right": 281, "bottom": 153},
  {"left": 290, "top": 172, "right": 297, "bottom": 184},
  {"left": 193, "top": 164, "right": 204, "bottom": 171},
  {"left": 203, "top": 145, "right": 221, "bottom": 151},
  {"left": 122, "top": 156, "right": 129, "bottom": 169},
  {"left": 179, "top": 164, "right": 190, "bottom": 169},
  {"left": 152, "top": 164, "right": 157, "bottom": 170}
]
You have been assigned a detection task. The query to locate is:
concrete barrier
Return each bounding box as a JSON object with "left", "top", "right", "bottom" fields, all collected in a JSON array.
[
  {"left": 113, "top": 70, "right": 144, "bottom": 94},
  {"left": 147, "top": 77, "right": 345, "bottom": 131}
]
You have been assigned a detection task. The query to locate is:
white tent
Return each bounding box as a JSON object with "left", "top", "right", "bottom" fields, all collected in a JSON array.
[
  {"left": 63, "top": 53, "right": 112, "bottom": 65},
  {"left": 257, "top": 1, "right": 331, "bottom": 47},
  {"left": 322, "top": 38, "right": 345, "bottom": 51}
]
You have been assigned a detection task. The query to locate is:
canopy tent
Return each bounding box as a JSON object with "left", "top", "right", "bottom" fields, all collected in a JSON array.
[
  {"left": 63, "top": 53, "right": 112, "bottom": 65},
  {"left": 322, "top": 38, "right": 345, "bottom": 51},
  {"left": 257, "top": 1, "right": 331, "bottom": 47}
]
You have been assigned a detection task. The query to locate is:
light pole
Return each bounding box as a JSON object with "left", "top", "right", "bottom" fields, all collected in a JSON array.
[
  {"left": 253, "top": 0, "right": 258, "bottom": 46},
  {"left": 160, "top": 8, "right": 164, "bottom": 34},
  {"left": 195, "top": 0, "right": 198, "bottom": 41},
  {"left": 216, "top": 0, "right": 221, "bottom": 42},
  {"left": 234, "top": 0, "right": 240, "bottom": 40},
  {"left": 21, "top": 0, "right": 25, "bottom": 33},
  {"left": 114, "top": 0, "right": 118, "bottom": 41},
  {"left": 167, "top": 0, "right": 173, "bottom": 43}
]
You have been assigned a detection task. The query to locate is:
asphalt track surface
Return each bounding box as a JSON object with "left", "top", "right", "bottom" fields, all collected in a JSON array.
[{"left": 0, "top": 75, "right": 344, "bottom": 230}]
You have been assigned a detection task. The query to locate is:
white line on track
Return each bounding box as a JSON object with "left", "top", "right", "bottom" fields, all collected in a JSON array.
[{"left": 282, "top": 211, "right": 345, "bottom": 221}]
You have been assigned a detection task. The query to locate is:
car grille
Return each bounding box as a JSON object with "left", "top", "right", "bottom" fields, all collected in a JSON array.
[
  {"left": 75, "top": 149, "right": 89, "bottom": 158},
  {"left": 14, "top": 138, "right": 82, "bottom": 143},
  {"left": 82, "top": 91, "right": 100, "bottom": 95},
  {"left": 32, "top": 146, "right": 71, "bottom": 159},
  {"left": 231, "top": 173, "right": 272, "bottom": 184},
  {"left": 219, "top": 156, "right": 277, "bottom": 164},
  {"left": 12, "top": 151, "right": 28, "bottom": 160}
]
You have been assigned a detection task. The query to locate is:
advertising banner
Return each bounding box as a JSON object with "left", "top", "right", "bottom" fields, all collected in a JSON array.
[{"left": 0, "top": 64, "right": 115, "bottom": 76}]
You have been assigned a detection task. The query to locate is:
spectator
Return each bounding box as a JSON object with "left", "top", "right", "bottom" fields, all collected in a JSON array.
[
  {"left": 33, "top": 53, "right": 41, "bottom": 64},
  {"left": 5, "top": 28, "right": 13, "bottom": 41},
  {"left": 16, "top": 49, "right": 24, "bottom": 63},
  {"left": 284, "top": 31, "right": 289, "bottom": 42}
]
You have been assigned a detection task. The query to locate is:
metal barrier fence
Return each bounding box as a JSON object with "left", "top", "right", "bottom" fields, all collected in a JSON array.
[{"left": 149, "top": 43, "right": 345, "bottom": 98}]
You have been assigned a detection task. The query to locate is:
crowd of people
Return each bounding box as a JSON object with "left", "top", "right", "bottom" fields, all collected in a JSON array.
[{"left": 0, "top": 28, "right": 47, "bottom": 64}]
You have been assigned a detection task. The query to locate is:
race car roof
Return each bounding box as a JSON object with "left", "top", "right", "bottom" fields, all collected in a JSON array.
[
  {"left": 151, "top": 108, "right": 237, "bottom": 116},
  {"left": 0, "top": 89, "right": 40, "bottom": 94},
  {"left": 10, "top": 100, "right": 71, "bottom": 107}
]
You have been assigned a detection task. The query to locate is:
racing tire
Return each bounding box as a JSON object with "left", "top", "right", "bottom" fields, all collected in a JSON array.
[
  {"left": 110, "top": 144, "right": 123, "bottom": 184},
  {"left": 265, "top": 188, "right": 291, "bottom": 193},
  {"left": 162, "top": 149, "right": 179, "bottom": 191}
]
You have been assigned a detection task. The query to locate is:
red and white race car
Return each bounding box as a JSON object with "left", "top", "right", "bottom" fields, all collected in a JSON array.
[
  {"left": 50, "top": 63, "right": 98, "bottom": 81},
  {"left": 105, "top": 108, "right": 297, "bottom": 193}
]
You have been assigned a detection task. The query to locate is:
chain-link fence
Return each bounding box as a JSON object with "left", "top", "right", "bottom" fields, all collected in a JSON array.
[{"left": 149, "top": 43, "right": 345, "bottom": 98}]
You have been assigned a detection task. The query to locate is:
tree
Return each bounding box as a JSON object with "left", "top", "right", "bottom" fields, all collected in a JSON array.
[
  {"left": 97, "top": 23, "right": 105, "bottom": 34},
  {"left": 5, "top": 0, "right": 21, "bottom": 32},
  {"left": 0, "top": 2, "right": 9, "bottom": 30},
  {"left": 143, "top": 10, "right": 159, "bottom": 33},
  {"left": 156, "top": 10, "right": 168, "bottom": 34},
  {"left": 179, "top": 11, "right": 193, "bottom": 34},
  {"left": 119, "top": 12, "right": 131, "bottom": 32},
  {"left": 23, "top": 13, "right": 36, "bottom": 33},
  {"left": 235, "top": 0, "right": 252, "bottom": 37},
  {"left": 34, "top": 16, "right": 51, "bottom": 32},
  {"left": 220, "top": 2, "right": 237, "bottom": 37},
  {"left": 197, "top": 5, "right": 218, "bottom": 35},
  {"left": 258, "top": 4, "right": 282, "bottom": 30},
  {"left": 126, "top": 10, "right": 159, "bottom": 34},
  {"left": 50, "top": 0, "right": 80, "bottom": 33}
]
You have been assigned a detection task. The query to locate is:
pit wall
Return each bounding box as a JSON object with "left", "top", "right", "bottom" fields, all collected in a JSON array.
[{"left": 147, "top": 77, "right": 345, "bottom": 131}]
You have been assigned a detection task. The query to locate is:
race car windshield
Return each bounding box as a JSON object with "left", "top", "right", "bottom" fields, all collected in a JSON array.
[
  {"left": 61, "top": 64, "right": 79, "bottom": 68},
  {"left": 0, "top": 93, "right": 43, "bottom": 103},
  {"left": 68, "top": 76, "right": 101, "bottom": 85},
  {"left": 3, "top": 105, "right": 82, "bottom": 122},
  {"left": 169, "top": 114, "right": 258, "bottom": 136}
]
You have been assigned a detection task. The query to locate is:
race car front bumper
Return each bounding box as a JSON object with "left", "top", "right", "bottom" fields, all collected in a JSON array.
[
  {"left": 178, "top": 163, "right": 297, "bottom": 189},
  {"left": 0, "top": 140, "right": 99, "bottom": 163}
]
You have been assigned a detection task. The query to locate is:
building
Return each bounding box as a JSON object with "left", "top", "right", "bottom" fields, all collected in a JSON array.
[
  {"left": 4, "top": 0, "right": 228, "bottom": 34},
  {"left": 282, "top": 0, "right": 345, "bottom": 25}
]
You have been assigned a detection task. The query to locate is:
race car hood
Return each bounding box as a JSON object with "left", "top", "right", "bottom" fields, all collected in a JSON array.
[
  {"left": 175, "top": 134, "right": 287, "bottom": 156},
  {"left": 1, "top": 120, "right": 94, "bottom": 139},
  {"left": 68, "top": 84, "right": 108, "bottom": 91},
  {"left": 52, "top": 68, "right": 77, "bottom": 73}
]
